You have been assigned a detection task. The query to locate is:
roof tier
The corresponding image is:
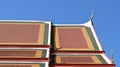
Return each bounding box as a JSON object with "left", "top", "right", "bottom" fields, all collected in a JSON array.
[
  {"left": 53, "top": 21, "right": 102, "bottom": 51},
  {"left": 0, "top": 21, "right": 51, "bottom": 45},
  {"left": 0, "top": 20, "right": 51, "bottom": 67}
]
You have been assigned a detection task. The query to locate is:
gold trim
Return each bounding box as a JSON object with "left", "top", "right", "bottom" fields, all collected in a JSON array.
[
  {"left": 81, "top": 27, "right": 95, "bottom": 50},
  {"left": 56, "top": 56, "right": 61, "bottom": 63},
  {"left": 35, "top": 50, "right": 42, "bottom": 58},
  {"left": 38, "top": 24, "right": 45, "bottom": 45},
  {"left": 55, "top": 27, "right": 60, "bottom": 49},
  {"left": 32, "top": 64, "right": 39, "bottom": 67},
  {"left": 92, "top": 56, "right": 102, "bottom": 64}
]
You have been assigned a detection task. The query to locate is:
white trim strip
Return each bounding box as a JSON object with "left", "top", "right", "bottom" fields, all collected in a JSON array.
[
  {"left": 54, "top": 53, "right": 101, "bottom": 55},
  {"left": 101, "top": 54, "right": 112, "bottom": 64},
  {"left": 82, "top": 20, "right": 103, "bottom": 51},
  {"left": 0, "top": 48, "right": 49, "bottom": 50},
  {"left": 45, "top": 62, "right": 49, "bottom": 67},
  {"left": 46, "top": 49, "right": 50, "bottom": 58},
  {"left": 0, "top": 61, "right": 47, "bottom": 63},
  {"left": 53, "top": 24, "right": 84, "bottom": 26},
  {"left": 45, "top": 21, "right": 51, "bottom": 45},
  {"left": 0, "top": 20, "right": 51, "bottom": 22}
]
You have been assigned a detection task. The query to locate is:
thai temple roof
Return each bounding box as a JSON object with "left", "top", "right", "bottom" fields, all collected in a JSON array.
[
  {"left": 0, "top": 18, "right": 115, "bottom": 67},
  {"left": 0, "top": 21, "right": 51, "bottom": 45},
  {"left": 53, "top": 22, "right": 102, "bottom": 51},
  {"left": 54, "top": 53, "right": 110, "bottom": 64}
]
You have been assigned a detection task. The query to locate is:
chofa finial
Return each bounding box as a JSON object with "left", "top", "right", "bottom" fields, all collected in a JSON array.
[
  {"left": 82, "top": 10, "right": 94, "bottom": 27},
  {"left": 90, "top": 10, "right": 94, "bottom": 25},
  {"left": 90, "top": 10, "right": 94, "bottom": 21},
  {"left": 110, "top": 50, "right": 114, "bottom": 63}
]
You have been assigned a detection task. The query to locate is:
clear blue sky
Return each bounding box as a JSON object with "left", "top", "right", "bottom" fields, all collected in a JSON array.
[{"left": 0, "top": 0, "right": 119, "bottom": 66}]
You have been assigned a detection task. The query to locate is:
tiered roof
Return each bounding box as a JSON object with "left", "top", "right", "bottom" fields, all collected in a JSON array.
[
  {"left": 0, "top": 19, "right": 115, "bottom": 67},
  {"left": 51, "top": 19, "right": 115, "bottom": 67},
  {"left": 0, "top": 20, "right": 51, "bottom": 67}
]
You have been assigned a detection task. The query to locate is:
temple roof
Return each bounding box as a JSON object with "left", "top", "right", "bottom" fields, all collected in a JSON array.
[
  {"left": 0, "top": 20, "right": 115, "bottom": 67},
  {"left": 53, "top": 20, "right": 102, "bottom": 51},
  {"left": 0, "top": 20, "right": 51, "bottom": 45},
  {"left": 0, "top": 20, "right": 51, "bottom": 67},
  {"left": 0, "top": 63, "right": 45, "bottom": 67},
  {"left": 53, "top": 53, "right": 112, "bottom": 64},
  {"left": 51, "top": 19, "right": 115, "bottom": 67},
  {"left": 0, "top": 49, "right": 48, "bottom": 58}
]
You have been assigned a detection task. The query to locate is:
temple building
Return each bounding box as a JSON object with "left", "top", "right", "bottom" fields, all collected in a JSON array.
[{"left": 0, "top": 15, "right": 116, "bottom": 67}]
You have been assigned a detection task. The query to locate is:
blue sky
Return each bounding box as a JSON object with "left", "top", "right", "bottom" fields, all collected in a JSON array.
[{"left": 0, "top": 0, "right": 119, "bottom": 66}]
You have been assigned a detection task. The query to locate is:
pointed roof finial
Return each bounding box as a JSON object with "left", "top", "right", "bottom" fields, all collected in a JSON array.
[
  {"left": 90, "top": 10, "right": 94, "bottom": 20},
  {"left": 90, "top": 10, "right": 94, "bottom": 25},
  {"left": 110, "top": 50, "right": 114, "bottom": 63}
]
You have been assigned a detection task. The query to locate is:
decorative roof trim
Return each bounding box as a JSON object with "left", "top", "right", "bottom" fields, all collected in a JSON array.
[
  {"left": 0, "top": 48, "right": 49, "bottom": 50},
  {"left": 53, "top": 53, "right": 101, "bottom": 56},
  {"left": 52, "top": 53, "right": 113, "bottom": 64},
  {"left": 45, "top": 62, "right": 49, "bottom": 67},
  {"left": 101, "top": 54, "right": 113, "bottom": 64},
  {"left": 46, "top": 49, "right": 50, "bottom": 58},
  {"left": 0, "top": 62, "right": 49, "bottom": 67},
  {"left": 82, "top": 20, "right": 103, "bottom": 51},
  {"left": 90, "top": 10, "right": 94, "bottom": 23},
  {"left": 0, "top": 61, "right": 48, "bottom": 63},
  {"left": 46, "top": 21, "right": 52, "bottom": 45},
  {"left": 0, "top": 20, "right": 51, "bottom": 23},
  {"left": 53, "top": 24, "right": 83, "bottom": 26}
]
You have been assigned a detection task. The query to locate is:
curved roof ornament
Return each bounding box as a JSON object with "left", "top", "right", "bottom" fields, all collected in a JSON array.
[
  {"left": 90, "top": 10, "right": 94, "bottom": 20},
  {"left": 82, "top": 10, "right": 94, "bottom": 27},
  {"left": 90, "top": 10, "right": 94, "bottom": 25},
  {"left": 110, "top": 50, "right": 114, "bottom": 63}
]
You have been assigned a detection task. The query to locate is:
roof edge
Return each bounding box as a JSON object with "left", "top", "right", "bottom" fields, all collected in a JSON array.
[
  {"left": 82, "top": 20, "right": 103, "bottom": 51},
  {"left": 0, "top": 20, "right": 52, "bottom": 23},
  {"left": 53, "top": 20, "right": 103, "bottom": 51}
]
